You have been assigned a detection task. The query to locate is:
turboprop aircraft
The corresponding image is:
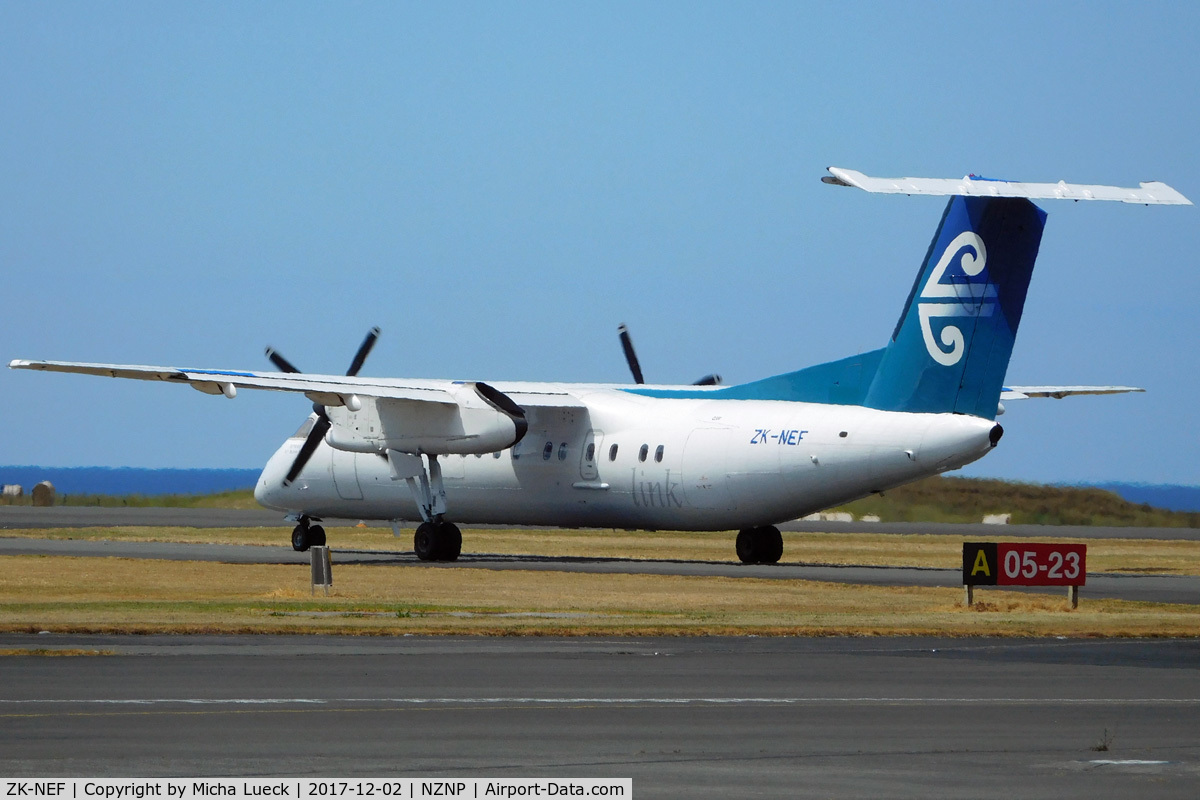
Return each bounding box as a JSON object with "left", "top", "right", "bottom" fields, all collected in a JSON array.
[{"left": 10, "top": 169, "right": 1191, "bottom": 563}]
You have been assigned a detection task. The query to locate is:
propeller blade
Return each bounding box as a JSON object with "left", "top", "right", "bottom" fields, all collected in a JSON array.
[
  {"left": 282, "top": 410, "right": 331, "bottom": 487},
  {"left": 346, "top": 326, "right": 381, "bottom": 377},
  {"left": 618, "top": 324, "right": 645, "bottom": 384},
  {"left": 265, "top": 347, "right": 301, "bottom": 374},
  {"left": 273, "top": 328, "right": 381, "bottom": 487},
  {"left": 692, "top": 374, "right": 722, "bottom": 386}
]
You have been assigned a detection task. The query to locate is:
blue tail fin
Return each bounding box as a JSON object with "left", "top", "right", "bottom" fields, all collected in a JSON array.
[
  {"left": 863, "top": 195, "right": 1046, "bottom": 418},
  {"left": 624, "top": 193, "right": 1047, "bottom": 416}
]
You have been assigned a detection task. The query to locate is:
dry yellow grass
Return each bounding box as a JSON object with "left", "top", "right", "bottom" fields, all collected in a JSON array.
[
  {"left": 1, "top": 554, "right": 1197, "bottom": 638},
  {"left": 7, "top": 525, "right": 1199, "bottom": 575}
]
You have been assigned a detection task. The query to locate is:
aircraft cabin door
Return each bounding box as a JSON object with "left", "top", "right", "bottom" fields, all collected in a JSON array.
[{"left": 579, "top": 429, "right": 604, "bottom": 481}]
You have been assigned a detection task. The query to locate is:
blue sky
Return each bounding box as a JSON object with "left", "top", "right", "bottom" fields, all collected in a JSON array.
[{"left": 2, "top": 2, "right": 1197, "bottom": 485}]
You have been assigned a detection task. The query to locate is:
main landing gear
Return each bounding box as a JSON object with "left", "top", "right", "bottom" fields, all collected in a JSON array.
[
  {"left": 735, "top": 525, "right": 783, "bottom": 564},
  {"left": 387, "top": 451, "right": 463, "bottom": 562},
  {"left": 291, "top": 518, "right": 326, "bottom": 552},
  {"left": 414, "top": 519, "right": 462, "bottom": 562}
]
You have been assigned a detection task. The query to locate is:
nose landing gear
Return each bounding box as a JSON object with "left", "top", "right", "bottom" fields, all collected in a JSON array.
[{"left": 291, "top": 518, "right": 327, "bottom": 552}]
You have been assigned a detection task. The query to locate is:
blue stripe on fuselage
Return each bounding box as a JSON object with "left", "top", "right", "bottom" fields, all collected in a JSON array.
[{"left": 622, "top": 348, "right": 887, "bottom": 404}]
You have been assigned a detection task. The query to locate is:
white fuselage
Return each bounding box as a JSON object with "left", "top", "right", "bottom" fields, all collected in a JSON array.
[{"left": 254, "top": 384, "right": 999, "bottom": 531}]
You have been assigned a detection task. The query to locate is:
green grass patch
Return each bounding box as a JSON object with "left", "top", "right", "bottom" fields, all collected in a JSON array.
[
  {"left": 834, "top": 475, "right": 1200, "bottom": 527},
  {"left": 0, "top": 489, "right": 260, "bottom": 509},
  {"left": 1, "top": 552, "right": 1197, "bottom": 638}
]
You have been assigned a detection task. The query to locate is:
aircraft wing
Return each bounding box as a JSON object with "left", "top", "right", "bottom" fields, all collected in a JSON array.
[
  {"left": 7, "top": 358, "right": 585, "bottom": 408},
  {"left": 8, "top": 359, "right": 460, "bottom": 403},
  {"left": 1000, "top": 385, "right": 1145, "bottom": 400},
  {"left": 823, "top": 167, "right": 1192, "bottom": 205}
]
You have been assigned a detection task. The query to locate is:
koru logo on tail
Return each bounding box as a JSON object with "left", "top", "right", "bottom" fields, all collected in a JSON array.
[{"left": 918, "top": 231, "right": 995, "bottom": 366}]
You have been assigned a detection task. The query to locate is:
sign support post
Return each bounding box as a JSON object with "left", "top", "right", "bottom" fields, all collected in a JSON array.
[{"left": 311, "top": 546, "right": 332, "bottom": 596}]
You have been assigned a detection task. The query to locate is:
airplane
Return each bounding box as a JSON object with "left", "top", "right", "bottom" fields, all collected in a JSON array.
[{"left": 9, "top": 169, "right": 1191, "bottom": 564}]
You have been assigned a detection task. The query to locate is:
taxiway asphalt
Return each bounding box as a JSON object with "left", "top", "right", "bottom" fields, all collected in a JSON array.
[{"left": 1, "top": 634, "right": 1197, "bottom": 798}]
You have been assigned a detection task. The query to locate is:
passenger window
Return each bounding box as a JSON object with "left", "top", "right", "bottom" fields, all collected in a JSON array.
[
  {"left": 655, "top": 445, "right": 664, "bottom": 463},
  {"left": 609, "top": 444, "right": 619, "bottom": 461},
  {"left": 638, "top": 444, "right": 648, "bottom": 462},
  {"left": 558, "top": 443, "right": 568, "bottom": 461},
  {"left": 585, "top": 443, "right": 596, "bottom": 462},
  {"left": 542, "top": 441, "right": 553, "bottom": 461}
]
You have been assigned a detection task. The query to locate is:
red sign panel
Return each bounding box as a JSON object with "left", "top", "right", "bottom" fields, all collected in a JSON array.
[{"left": 963, "top": 542, "right": 1086, "bottom": 586}]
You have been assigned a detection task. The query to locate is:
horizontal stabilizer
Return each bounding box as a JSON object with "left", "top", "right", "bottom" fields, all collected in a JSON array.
[
  {"left": 824, "top": 168, "right": 1192, "bottom": 205},
  {"left": 1001, "top": 385, "right": 1144, "bottom": 400}
]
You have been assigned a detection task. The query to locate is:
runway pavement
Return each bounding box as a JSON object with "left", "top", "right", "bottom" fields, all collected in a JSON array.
[
  {"left": 0, "top": 505, "right": 287, "bottom": 529},
  {"left": 1, "top": 634, "right": 1197, "bottom": 798}
]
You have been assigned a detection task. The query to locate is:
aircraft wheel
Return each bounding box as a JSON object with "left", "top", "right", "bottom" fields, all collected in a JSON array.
[
  {"left": 759, "top": 525, "right": 783, "bottom": 564},
  {"left": 735, "top": 529, "right": 758, "bottom": 563},
  {"left": 735, "top": 527, "right": 783, "bottom": 564},
  {"left": 414, "top": 522, "right": 438, "bottom": 561},
  {"left": 310, "top": 525, "right": 327, "bottom": 547},
  {"left": 436, "top": 522, "right": 462, "bottom": 562},
  {"left": 291, "top": 524, "right": 310, "bottom": 552}
]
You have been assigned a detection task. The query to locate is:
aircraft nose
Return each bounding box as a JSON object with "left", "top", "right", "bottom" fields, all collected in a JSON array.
[
  {"left": 254, "top": 446, "right": 291, "bottom": 511},
  {"left": 253, "top": 472, "right": 271, "bottom": 509}
]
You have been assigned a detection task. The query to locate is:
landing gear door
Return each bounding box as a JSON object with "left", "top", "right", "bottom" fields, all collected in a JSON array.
[{"left": 579, "top": 429, "right": 604, "bottom": 481}]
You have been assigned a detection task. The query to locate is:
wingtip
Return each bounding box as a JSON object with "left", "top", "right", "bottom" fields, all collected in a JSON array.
[{"left": 822, "top": 166, "right": 854, "bottom": 187}]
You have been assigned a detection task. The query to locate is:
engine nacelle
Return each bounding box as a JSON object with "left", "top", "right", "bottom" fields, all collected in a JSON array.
[{"left": 324, "top": 382, "right": 527, "bottom": 456}]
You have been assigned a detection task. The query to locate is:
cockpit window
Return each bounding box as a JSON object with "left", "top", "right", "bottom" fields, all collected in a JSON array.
[{"left": 291, "top": 416, "right": 316, "bottom": 439}]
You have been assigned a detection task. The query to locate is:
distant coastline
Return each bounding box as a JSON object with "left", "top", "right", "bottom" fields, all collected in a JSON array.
[
  {"left": 0, "top": 466, "right": 260, "bottom": 497},
  {"left": 1086, "top": 482, "right": 1200, "bottom": 514}
]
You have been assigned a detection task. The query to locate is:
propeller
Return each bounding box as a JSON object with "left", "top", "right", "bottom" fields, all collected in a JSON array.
[
  {"left": 617, "top": 324, "right": 721, "bottom": 387},
  {"left": 266, "top": 327, "right": 381, "bottom": 486},
  {"left": 284, "top": 410, "right": 331, "bottom": 486},
  {"left": 346, "top": 326, "right": 381, "bottom": 377},
  {"left": 264, "top": 348, "right": 300, "bottom": 374},
  {"left": 617, "top": 324, "right": 644, "bottom": 385}
]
